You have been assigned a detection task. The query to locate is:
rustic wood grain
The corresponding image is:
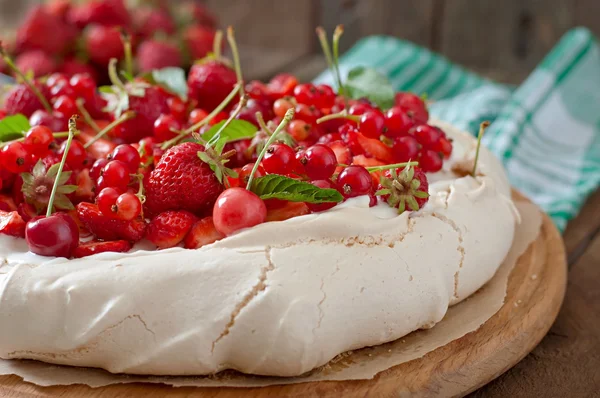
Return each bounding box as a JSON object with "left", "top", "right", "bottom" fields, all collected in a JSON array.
[{"left": 0, "top": 196, "right": 567, "bottom": 397}]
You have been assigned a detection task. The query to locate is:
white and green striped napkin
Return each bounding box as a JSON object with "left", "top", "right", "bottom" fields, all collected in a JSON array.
[{"left": 315, "top": 27, "right": 600, "bottom": 232}]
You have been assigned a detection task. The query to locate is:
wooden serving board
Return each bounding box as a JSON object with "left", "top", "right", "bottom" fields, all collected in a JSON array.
[{"left": 0, "top": 198, "right": 567, "bottom": 398}]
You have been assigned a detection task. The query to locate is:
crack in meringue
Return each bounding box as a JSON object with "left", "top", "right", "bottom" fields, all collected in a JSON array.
[{"left": 431, "top": 212, "right": 465, "bottom": 299}]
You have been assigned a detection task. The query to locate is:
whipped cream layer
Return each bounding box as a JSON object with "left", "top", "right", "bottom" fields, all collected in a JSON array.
[{"left": 0, "top": 121, "right": 518, "bottom": 376}]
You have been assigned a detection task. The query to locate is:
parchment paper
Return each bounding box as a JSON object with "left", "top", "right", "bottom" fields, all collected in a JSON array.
[{"left": 0, "top": 201, "right": 542, "bottom": 388}]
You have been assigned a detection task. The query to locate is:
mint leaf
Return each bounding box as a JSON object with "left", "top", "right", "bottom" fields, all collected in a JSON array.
[
  {"left": 250, "top": 175, "right": 344, "bottom": 204},
  {"left": 204, "top": 119, "right": 258, "bottom": 154},
  {"left": 0, "top": 114, "right": 31, "bottom": 142},
  {"left": 345, "top": 66, "right": 395, "bottom": 110},
  {"left": 151, "top": 67, "right": 188, "bottom": 100}
]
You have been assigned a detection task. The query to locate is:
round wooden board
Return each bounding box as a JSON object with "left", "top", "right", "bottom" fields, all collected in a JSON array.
[{"left": 0, "top": 196, "right": 567, "bottom": 398}]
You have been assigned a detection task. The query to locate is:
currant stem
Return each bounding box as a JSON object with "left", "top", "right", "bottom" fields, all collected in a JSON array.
[
  {"left": 316, "top": 27, "right": 336, "bottom": 82},
  {"left": 46, "top": 116, "right": 77, "bottom": 216},
  {"left": 472, "top": 121, "right": 490, "bottom": 177},
  {"left": 75, "top": 98, "right": 101, "bottom": 134},
  {"left": 84, "top": 110, "right": 135, "bottom": 148},
  {"left": 316, "top": 111, "right": 360, "bottom": 124},
  {"left": 213, "top": 30, "right": 223, "bottom": 60},
  {"left": 255, "top": 112, "right": 273, "bottom": 135},
  {"left": 365, "top": 161, "right": 419, "bottom": 173},
  {"left": 246, "top": 108, "right": 295, "bottom": 190},
  {"left": 226, "top": 26, "right": 244, "bottom": 97},
  {"left": 332, "top": 25, "right": 346, "bottom": 98},
  {"left": 206, "top": 94, "right": 248, "bottom": 150},
  {"left": 0, "top": 45, "right": 52, "bottom": 113},
  {"left": 120, "top": 30, "right": 134, "bottom": 78}
]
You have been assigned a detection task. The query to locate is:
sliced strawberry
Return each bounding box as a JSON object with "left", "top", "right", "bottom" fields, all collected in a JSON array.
[
  {"left": 17, "top": 202, "right": 38, "bottom": 222},
  {"left": 73, "top": 169, "right": 95, "bottom": 203},
  {"left": 147, "top": 210, "right": 197, "bottom": 249},
  {"left": 74, "top": 240, "right": 132, "bottom": 258},
  {"left": 0, "top": 211, "right": 26, "bottom": 238},
  {"left": 355, "top": 133, "right": 394, "bottom": 163},
  {"left": 266, "top": 201, "right": 310, "bottom": 222},
  {"left": 352, "top": 155, "right": 385, "bottom": 185},
  {"left": 327, "top": 140, "right": 352, "bottom": 173},
  {"left": 76, "top": 202, "right": 147, "bottom": 242},
  {"left": 0, "top": 194, "right": 17, "bottom": 212},
  {"left": 77, "top": 129, "right": 116, "bottom": 160},
  {"left": 184, "top": 216, "right": 224, "bottom": 249}
]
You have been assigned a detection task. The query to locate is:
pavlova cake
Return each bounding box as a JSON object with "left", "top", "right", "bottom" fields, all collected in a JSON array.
[{"left": 0, "top": 27, "right": 517, "bottom": 377}]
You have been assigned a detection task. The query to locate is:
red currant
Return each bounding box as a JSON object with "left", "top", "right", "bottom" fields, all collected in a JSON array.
[
  {"left": 317, "top": 132, "right": 342, "bottom": 145},
  {"left": 419, "top": 150, "right": 443, "bottom": 172},
  {"left": 96, "top": 187, "right": 120, "bottom": 217},
  {"left": 188, "top": 108, "right": 209, "bottom": 125},
  {"left": 50, "top": 80, "right": 76, "bottom": 99},
  {"left": 262, "top": 143, "right": 301, "bottom": 175},
  {"left": 52, "top": 95, "right": 78, "bottom": 117},
  {"left": 336, "top": 165, "right": 373, "bottom": 198},
  {"left": 101, "top": 160, "right": 130, "bottom": 191},
  {"left": 348, "top": 103, "right": 373, "bottom": 117},
  {"left": 293, "top": 83, "right": 318, "bottom": 105},
  {"left": 90, "top": 158, "right": 109, "bottom": 180},
  {"left": 110, "top": 144, "right": 141, "bottom": 173},
  {"left": 299, "top": 144, "right": 337, "bottom": 180},
  {"left": 268, "top": 73, "right": 298, "bottom": 100},
  {"left": 394, "top": 92, "right": 429, "bottom": 123},
  {"left": 154, "top": 114, "right": 183, "bottom": 143},
  {"left": 239, "top": 162, "right": 265, "bottom": 185},
  {"left": 315, "top": 84, "right": 336, "bottom": 109},
  {"left": 46, "top": 73, "right": 68, "bottom": 88},
  {"left": 392, "top": 136, "right": 420, "bottom": 162},
  {"left": 306, "top": 179, "right": 338, "bottom": 212},
  {"left": 385, "top": 106, "right": 415, "bottom": 137},
  {"left": 434, "top": 136, "right": 453, "bottom": 159},
  {"left": 273, "top": 97, "right": 294, "bottom": 118},
  {"left": 59, "top": 139, "right": 87, "bottom": 169},
  {"left": 69, "top": 74, "right": 96, "bottom": 99},
  {"left": 23, "top": 126, "right": 54, "bottom": 158},
  {"left": 359, "top": 110, "right": 386, "bottom": 139},
  {"left": 115, "top": 192, "right": 142, "bottom": 221},
  {"left": 288, "top": 119, "right": 311, "bottom": 141},
  {"left": 167, "top": 97, "right": 187, "bottom": 121},
  {"left": 412, "top": 124, "right": 442, "bottom": 149},
  {"left": 294, "top": 103, "right": 322, "bottom": 124},
  {"left": 1, "top": 142, "right": 31, "bottom": 173},
  {"left": 213, "top": 187, "right": 267, "bottom": 236}
]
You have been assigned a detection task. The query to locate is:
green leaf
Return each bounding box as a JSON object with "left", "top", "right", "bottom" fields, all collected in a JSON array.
[
  {"left": 203, "top": 119, "right": 258, "bottom": 154},
  {"left": 345, "top": 66, "right": 395, "bottom": 110},
  {"left": 250, "top": 175, "right": 344, "bottom": 204},
  {"left": 151, "top": 67, "right": 188, "bottom": 100},
  {"left": 0, "top": 114, "right": 31, "bottom": 142}
]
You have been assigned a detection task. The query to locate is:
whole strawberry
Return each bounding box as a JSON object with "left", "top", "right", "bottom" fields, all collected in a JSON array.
[
  {"left": 183, "top": 25, "right": 215, "bottom": 61},
  {"left": 4, "top": 82, "right": 50, "bottom": 117},
  {"left": 144, "top": 142, "right": 224, "bottom": 216},
  {"left": 67, "top": 0, "right": 130, "bottom": 28},
  {"left": 15, "top": 50, "right": 56, "bottom": 78},
  {"left": 15, "top": 5, "right": 72, "bottom": 54},
  {"left": 187, "top": 60, "right": 237, "bottom": 112},
  {"left": 135, "top": 8, "right": 176, "bottom": 39},
  {"left": 85, "top": 24, "right": 124, "bottom": 67},
  {"left": 136, "top": 40, "right": 182, "bottom": 72},
  {"left": 377, "top": 166, "right": 429, "bottom": 213}
]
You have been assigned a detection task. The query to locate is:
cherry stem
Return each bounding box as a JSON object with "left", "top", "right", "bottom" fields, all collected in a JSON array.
[
  {"left": 472, "top": 121, "right": 490, "bottom": 177},
  {"left": 246, "top": 108, "right": 295, "bottom": 190},
  {"left": 365, "top": 161, "right": 419, "bottom": 173},
  {"left": 213, "top": 29, "right": 223, "bottom": 60},
  {"left": 255, "top": 112, "right": 273, "bottom": 135},
  {"left": 0, "top": 46, "right": 52, "bottom": 113},
  {"left": 316, "top": 111, "right": 360, "bottom": 124},
  {"left": 120, "top": 30, "right": 133, "bottom": 78},
  {"left": 206, "top": 94, "right": 248, "bottom": 149},
  {"left": 332, "top": 25, "right": 346, "bottom": 98},
  {"left": 75, "top": 98, "right": 101, "bottom": 134},
  {"left": 84, "top": 110, "right": 135, "bottom": 148},
  {"left": 226, "top": 26, "right": 244, "bottom": 97},
  {"left": 108, "top": 58, "right": 127, "bottom": 92},
  {"left": 46, "top": 116, "right": 78, "bottom": 216},
  {"left": 316, "top": 27, "right": 345, "bottom": 100}
]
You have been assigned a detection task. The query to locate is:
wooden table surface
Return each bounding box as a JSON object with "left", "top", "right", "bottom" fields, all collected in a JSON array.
[{"left": 470, "top": 190, "right": 600, "bottom": 397}]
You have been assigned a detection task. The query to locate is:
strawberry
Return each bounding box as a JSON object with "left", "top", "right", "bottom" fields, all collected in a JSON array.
[
  {"left": 15, "top": 51, "right": 56, "bottom": 78},
  {"left": 4, "top": 82, "right": 50, "bottom": 117},
  {"left": 67, "top": 0, "right": 130, "bottom": 29},
  {"left": 0, "top": 194, "right": 17, "bottom": 212},
  {"left": 184, "top": 216, "right": 224, "bottom": 249},
  {"left": 76, "top": 202, "right": 147, "bottom": 242},
  {"left": 266, "top": 201, "right": 310, "bottom": 222},
  {"left": 111, "top": 85, "right": 170, "bottom": 143},
  {"left": 135, "top": 8, "right": 176, "bottom": 39},
  {"left": 73, "top": 169, "right": 95, "bottom": 204},
  {"left": 187, "top": 60, "right": 237, "bottom": 112},
  {"left": 74, "top": 240, "right": 132, "bottom": 258},
  {"left": 355, "top": 133, "right": 395, "bottom": 163},
  {"left": 136, "top": 40, "right": 182, "bottom": 72},
  {"left": 0, "top": 210, "right": 26, "bottom": 238},
  {"left": 327, "top": 141, "right": 352, "bottom": 172},
  {"left": 47, "top": 0, "right": 71, "bottom": 20},
  {"left": 77, "top": 129, "right": 116, "bottom": 160},
  {"left": 147, "top": 210, "right": 197, "bottom": 249},
  {"left": 352, "top": 154, "right": 385, "bottom": 185},
  {"left": 144, "top": 142, "right": 224, "bottom": 216},
  {"left": 84, "top": 24, "right": 124, "bottom": 67},
  {"left": 183, "top": 25, "right": 216, "bottom": 61},
  {"left": 15, "top": 5, "right": 72, "bottom": 55},
  {"left": 17, "top": 202, "right": 37, "bottom": 222},
  {"left": 377, "top": 166, "right": 429, "bottom": 213}
]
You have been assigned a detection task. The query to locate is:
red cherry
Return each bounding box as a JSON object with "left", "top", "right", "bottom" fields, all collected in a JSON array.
[
  {"left": 1, "top": 142, "right": 31, "bottom": 173},
  {"left": 69, "top": 74, "right": 96, "bottom": 99},
  {"left": 59, "top": 139, "right": 87, "bottom": 169},
  {"left": 167, "top": 97, "right": 187, "bottom": 121},
  {"left": 110, "top": 144, "right": 141, "bottom": 173},
  {"left": 348, "top": 103, "right": 373, "bottom": 117},
  {"left": 23, "top": 126, "right": 54, "bottom": 157},
  {"left": 299, "top": 144, "right": 337, "bottom": 180},
  {"left": 213, "top": 187, "right": 267, "bottom": 236},
  {"left": 359, "top": 110, "right": 386, "bottom": 139},
  {"left": 412, "top": 124, "right": 442, "bottom": 149},
  {"left": 101, "top": 160, "right": 130, "bottom": 191},
  {"left": 306, "top": 179, "right": 338, "bottom": 212},
  {"left": 288, "top": 119, "right": 311, "bottom": 141},
  {"left": 96, "top": 187, "right": 120, "bottom": 217},
  {"left": 392, "top": 136, "right": 420, "bottom": 162},
  {"left": 25, "top": 213, "right": 79, "bottom": 258},
  {"left": 385, "top": 107, "right": 415, "bottom": 137},
  {"left": 154, "top": 114, "right": 183, "bottom": 143},
  {"left": 90, "top": 158, "right": 109, "bottom": 180},
  {"left": 336, "top": 165, "right": 373, "bottom": 198},
  {"left": 419, "top": 150, "right": 443, "bottom": 172},
  {"left": 262, "top": 143, "right": 301, "bottom": 175}
]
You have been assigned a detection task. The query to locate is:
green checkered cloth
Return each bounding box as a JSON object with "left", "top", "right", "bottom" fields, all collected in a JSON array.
[{"left": 315, "top": 27, "right": 600, "bottom": 232}]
